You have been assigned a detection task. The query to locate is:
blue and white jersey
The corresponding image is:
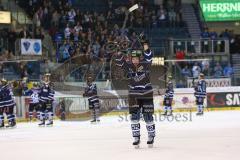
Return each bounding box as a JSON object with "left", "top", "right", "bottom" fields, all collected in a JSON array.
[
  {"left": 164, "top": 81, "right": 174, "bottom": 99},
  {"left": 194, "top": 80, "right": 207, "bottom": 98},
  {"left": 115, "top": 49, "right": 153, "bottom": 95},
  {"left": 0, "top": 84, "right": 15, "bottom": 108},
  {"left": 39, "top": 82, "right": 55, "bottom": 103},
  {"left": 84, "top": 83, "right": 99, "bottom": 103},
  {"left": 26, "top": 88, "right": 41, "bottom": 104}
]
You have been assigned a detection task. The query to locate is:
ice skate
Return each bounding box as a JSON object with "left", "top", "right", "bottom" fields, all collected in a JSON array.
[
  {"left": 147, "top": 136, "right": 154, "bottom": 148},
  {"left": 38, "top": 120, "right": 45, "bottom": 127},
  {"left": 196, "top": 112, "right": 203, "bottom": 116},
  {"left": 162, "top": 111, "right": 168, "bottom": 116},
  {"left": 133, "top": 137, "right": 140, "bottom": 149},
  {"left": 167, "top": 110, "right": 173, "bottom": 116},
  {"left": 46, "top": 120, "right": 53, "bottom": 126},
  {"left": 6, "top": 120, "right": 16, "bottom": 129}
]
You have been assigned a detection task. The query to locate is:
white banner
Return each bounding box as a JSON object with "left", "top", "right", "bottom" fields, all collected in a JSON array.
[
  {"left": 154, "top": 93, "right": 200, "bottom": 110},
  {"left": 21, "top": 39, "right": 42, "bottom": 55},
  {"left": 187, "top": 78, "right": 231, "bottom": 88}
]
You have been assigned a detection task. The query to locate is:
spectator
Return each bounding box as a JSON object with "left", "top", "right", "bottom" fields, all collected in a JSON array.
[
  {"left": 51, "top": 10, "right": 60, "bottom": 27},
  {"left": 192, "top": 62, "right": 201, "bottom": 78},
  {"left": 168, "top": 8, "right": 176, "bottom": 27},
  {"left": 64, "top": 24, "right": 71, "bottom": 39},
  {"left": 158, "top": 6, "right": 166, "bottom": 27},
  {"left": 7, "top": 28, "right": 17, "bottom": 54},
  {"left": 201, "top": 60, "right": 210, "bottom": 76},
  {"left": 201, "top": 28, "right": 209, "bottom": 38},
  {"left": 181, "top": 65, "right": 191, "bottom": 78},
  {"left": 223, "top": 64, "right": 234, "bottom": 77},
  {"left": 19, "top": 26, "right": 31, "bottom": 39},
  {"left": 68, "top": 8, "right": 76, "bottom": 26},
  {"left": 214, "top": 62, "right": 223, "bottom": 78}
]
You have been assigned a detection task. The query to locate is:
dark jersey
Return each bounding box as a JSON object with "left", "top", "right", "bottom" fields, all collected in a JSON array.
[
  {"left": 84, "top": 83, "right": 99, "bottom": 103},
  {"left": 164, "top": 81, "right": 174, "bottom": 99},
  {"left": 39, "top": 82, "right": 55, "bottom": 103},
  {"left": 0, "top": 84, "right": 15, "bottom": 108},
  {"left": 115, "top": 50, "right": 153, "bottom": 95},
  {"left": 194, "top": 79, "right": 207, "bottom": 98}
]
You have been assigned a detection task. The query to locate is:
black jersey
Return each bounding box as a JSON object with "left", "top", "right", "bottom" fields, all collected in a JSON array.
[
  {"left": 194, "top": 79, "right": 207, "bottom": 98},
  {"left": 84, "top": 83, "right": 99, "bottom": 103},
  {"left": 115, "top": 50, "right": 153, "bottom": 95},
  {"left": 39, "top": 82, "right": 55, "bottom": 103}
]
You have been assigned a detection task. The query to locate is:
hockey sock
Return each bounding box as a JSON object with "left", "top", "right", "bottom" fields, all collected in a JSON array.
[
  {"left": 164, "top": 106, "right": 168, "bottom": 112},
  {"left": 47, "top": 112, "right": 53, "bottom": 122},
  {"left": 29, "top": 112, "right": 33, "bottom": 119},
  {"left": 95, "top": 109, "right": 100, "bottom": 120},
  {"left": 167, "top": 106, "right": 172, "bottom": 112},
  {"left": 131, "top": 121, "right": 140, "bottom": 137},
  {"left": 91, "top": 109, "right": 96, "bottom": 120},
  {"left": 37, "top": 111, "right": 40, "bottom": 120},
  {"left": 146, "top": 122, "right": 155, "bottom": 138},
  {"left": 40, "top": 112, "right": 45, "bottom": 121},
  {"left": 198, "top": 105, "right": 203, "bottom": 113}
]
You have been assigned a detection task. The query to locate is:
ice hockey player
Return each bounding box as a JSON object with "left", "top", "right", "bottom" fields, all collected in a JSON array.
[
  {"left": 26, "top": 82, "right": 41, "bottom": 121},
  {"left": 39, "top": 73, "right": 55, "bottom": 126},
  {"left": 0, "top": 78, "right": 16, "bottom": 128},
  {"left": 83, "top": 76, "right": 100, "bottom": 123},
  {"left": 162, "top": 76, "right": 174, "bottom": 116},
  {"left": 115, "top": 42, "right": 155, "bottom": 148},
  {"left": 194, "top": 73, "right": 207, "bottom": 116}
]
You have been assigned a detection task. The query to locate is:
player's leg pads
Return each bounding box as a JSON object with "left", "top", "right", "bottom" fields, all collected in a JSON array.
[
  {"left": 131, "top": 110, "right": 141, "bottom": 137},
  {"left": 46, "top": 102, "right": 53, "bottom": 123},
  {"left": 131, "top": 121, "right": 141, "bottom": 137},
  {"left": 146, "top": 121, "right": 155, "bottom": 138}
]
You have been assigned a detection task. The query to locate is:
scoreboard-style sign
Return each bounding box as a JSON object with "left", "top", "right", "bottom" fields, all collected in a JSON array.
[
  {"left": 0, "top": 11, "right": 11, "bottom": 24},
  {"left": 200, "top": 0, "right": 240, "bottom": 21}
]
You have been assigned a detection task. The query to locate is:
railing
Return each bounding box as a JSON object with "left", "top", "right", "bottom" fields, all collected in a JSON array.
[{"left": 169, "top": 38, "right": 230, "bottom": 55}]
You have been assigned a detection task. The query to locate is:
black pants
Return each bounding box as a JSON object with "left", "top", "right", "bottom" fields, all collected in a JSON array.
[
  {"left": 128, "top": 92, "right": 154, "bottom": 122},
  {"left": 129, "top": 92, "right": 155, "bottom": 138}
]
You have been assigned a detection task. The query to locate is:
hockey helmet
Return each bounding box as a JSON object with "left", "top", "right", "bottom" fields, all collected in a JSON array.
[{"left": 0, "top": 78, "right": 8, "bottom": 85}]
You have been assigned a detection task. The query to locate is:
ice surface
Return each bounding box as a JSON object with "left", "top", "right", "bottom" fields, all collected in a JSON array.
[{"left": 1, "top": 111, "right": 240, "bottom": 160}]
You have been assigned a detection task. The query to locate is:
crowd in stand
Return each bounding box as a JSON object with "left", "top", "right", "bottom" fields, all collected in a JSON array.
[
  {"left": 15, "top": 0, "right": 184, "bottom": 62},
  {"left": 1, "top": 0, "right": 237, "bottom": 85}
]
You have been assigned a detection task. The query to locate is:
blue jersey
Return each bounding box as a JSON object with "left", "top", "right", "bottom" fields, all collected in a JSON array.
[
  {"left": 194, "top": 80, "right": 207, "bottom": 98},
  {"left": 164, "top": 81, "right": 174, "bottom": 99},
  {"left": 84, "top": 83, "right": 99, "bottom": 103},
  {"left": 39, "top": 83, "right": 55, "bottom": 103},
  {"left": 26, "top": 88, "right": 41, "bottom": 104},
  {"left": 115, "top": 50, "right": 153, "bottom": 95},
  {"left": 0, "top": 84, "right": 15, "bottom": 108}
]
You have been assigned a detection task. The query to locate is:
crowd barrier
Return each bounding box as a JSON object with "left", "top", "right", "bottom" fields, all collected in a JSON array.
[{"left": 13, "top": 86, "right": 240, "bottom": 120}]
